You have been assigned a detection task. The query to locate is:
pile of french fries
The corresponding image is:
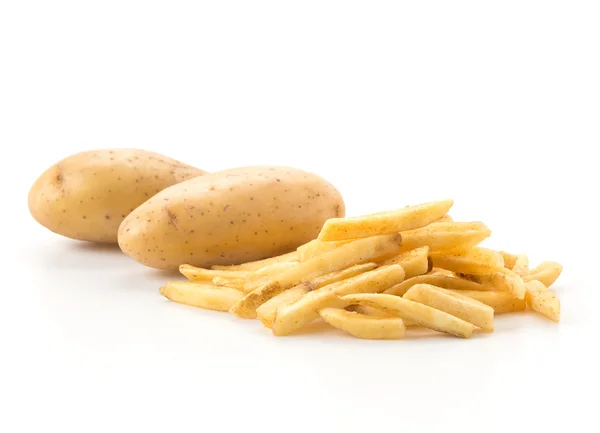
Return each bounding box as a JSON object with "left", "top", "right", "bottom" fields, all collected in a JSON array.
[{"left": 160, "top": 200, "right": 562, "bottom": 339}]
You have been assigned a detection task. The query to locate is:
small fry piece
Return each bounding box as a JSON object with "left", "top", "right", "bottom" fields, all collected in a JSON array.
[
  {"left": 255, "top": 263, "right": 377, "bottom": 328},
  {"left": 179, "top": 264, "right": 249, "bottom": 281},
  {"left": 256, "top": 286, "right": 309, "bottom": 328},
  {"left": 384, "top": 274, "right": 493, "bottom": 297},
  {"left": 347, "top": 305, "right": 418, "bottom": 326},
  {"left": 447, "top": 290, "right": 526, "bottom": 314},
  {"left": 400, "top": 224, "right": 491, "bottom": 252},
  {"left": 272, "top": 265, "right": 406, "bottom": 336},
  {"left": 461, "top": 269, "right": 526, "bottom": 300},
  {"left": 499, "top": 251, "right": 518, "bottom": 269},
  {"left": 297, "top": 239, "right": 352, "bottom": 262},
  {"left": 524, "top": 261, "right": 562, "bottom": 288},
  {"left": 230, "top": 234, "right": 403, "bottom": 318},
  {"left": 212, "top": 277, "right": 245, "bottom": 291},
  {"left": 436, "top": 214, "right": 453, "bottom": 223},
  {"left": 243, "top": 262, "right": 299, "bottom": 293},
  {"left": 429, "top": 248, "right": 504, "bottom": 275},
  {"left": 512, "top": 254, "right": 530, "bottom": 277},
  {"left": 525, "top": 280, "right": 560, "bottom": 322},
  {"left": 381, "top": 246, "right": 430, "bottom": 278},
  {"left": 211, "top": 251, "right": 299, "bottom": 271},
  {"left": 341, "top": 293, "right": 473, "bottom": 338},
  {"left": 404, "top": 284, "right": 494, "bottom": 331},
  {"left": 160, "top": 281, "right": 243, "bottom": 311},
  {"left": 317, "top": 199, "right": 454, "bottom": 241},
  {"left": 319, "top": 308, "right": 405, "bottom": 339}
]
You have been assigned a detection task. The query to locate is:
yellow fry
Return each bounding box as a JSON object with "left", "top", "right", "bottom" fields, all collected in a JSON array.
[
  {"left": 430, "top": 247, "right": 504, "bottom": 275},
  {"left": 212, "top": 277, "right": 245, "bottom": 291},
  {"left": 401, "top": 226, "right": 491, "bottom": 253},
  {"left": 160, "top": 281, "right": 243, "bottom": 312},
  {"left": 347, "top": 305, "right": 417, "bottom": 326},
  {"left": 461, "top": 269, "right": 526, "bottom": 299},
  {"left": 272, "top": 265, "right": 406, "bottom": 336},
  {"left": 297, "top": 239, "right": 352, "bottom": 262},
  {"left": 512, "top": 254, "right": 530, "bottom": 277},
  {"left": 243, "top": 262, "right": 299, "bottom": 293},
  {"left": 499, "top": 251, "right": 518, "bottom": 269},
  {"left": 341, "top": 293, "right": 473, "bottom": 338},
  {"left": 447, "top": 290, "right": 526, "bottom": 314},
  {"left": 211, "top": 251, "right": 299, "bottom": 271},
  {"left": 317, "top": 199, "right": 454, "bottom": 241},
  {"left": 179, "top": 264, "right": 249, "bottom": 281},
  {"left": 384, "top": 274, "right": 493, "bottom": 297},
  {"left": 525, "top": 280, "right": 560, "bottom": 322},
  {"left": 404, "top": 284, "right": 494, "bottom": 331},
  {"left": 230, "top": 234, "right": 403, "bottom": 318},
  {"left": 524, "top": 261, "right": 562, "bottom": 288},
  {"left": 436, "top": 214, "right": 453, "bottom": 223},
  {"left": 256, "top": 286, "right": 309, "bottom": 328},
  {"left": 381, "top": 246, "right": 431, "bottom": 278},
  {"left": 319, "top": 308, "right": 405, "bottom": 339}
]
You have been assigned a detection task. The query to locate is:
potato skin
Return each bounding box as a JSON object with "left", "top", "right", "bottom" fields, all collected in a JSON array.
[
  {"left": 118, "top": 166, "right": 345, "bottom": 270},
  {"left": 28, "top": 149, "right": 206, "bottom": 243}
]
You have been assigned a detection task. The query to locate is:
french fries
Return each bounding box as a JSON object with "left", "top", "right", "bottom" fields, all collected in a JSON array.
[
  {"left": 160, "top": 282, "right": 243, "bottom": 311},
  {"left": 384, "top": 274, "right": 493, "bottom": 297},
  {"left": 272, "top": 265, "right": 405, "bottom": 336},
  {"left": 524, "top": 261, "right": 562, "bottom": 288},
  {"left": 317, "top": 199, "right": 454, "bottom": 241},
  {"left": 211, "top": 251, "right": 299, "bottom": 271},
  {"left": 404, "top": 284, "right": 494, "bottom": 331},
  {"left": 160, "top": 198, "right": 563, "bottom": 340},
  {"left": 318, "top": 308, "right": 406, "bottom": 339},
  {"left": 430, "top": 248, "right": 504, "bottom": 275},
  {"left": 525, "top": 280, "right": 560, "bottom": 322},
  {"left": 255, "top": 263, "right": 377, "bottom": 328},
  {"left": 447, "top": 290, "right": 526, "bottom": 314},
  {"left": 381, "top": 246, "right": 430, "bottom": 278},
  {"left": 179, "top": 264, "right": 249, "bottom": 281},
  {"left": 230, "top": 234, "right": 402, "bottom": 318},
  {"left": 341, "top": 293, "right": 474, "bottom": 338},
  {"left": 400, "top": 221, "right": 491, "bottom": 252}
]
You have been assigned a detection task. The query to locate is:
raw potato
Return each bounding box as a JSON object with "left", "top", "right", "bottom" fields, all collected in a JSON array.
[
  {"left": 317, "top": 199, "right": 454, "bottom": 241},
  {"left": 447, "top": 290, "right": 526, "bottom": 314},
  {"left": 318, "top": 308, "right": 406, "bottom": 340},
  {"left": 118, "top": 166, "right": 345, "bottom": 270},
  {"left": 404, "top": 284, "right": 494, "bottom": 331},
  {"left": 28, "top": 149, "right": 206, "bottom": 243},
  {"left": 159, "top": 281, "right": 243, "bottom": 311}
]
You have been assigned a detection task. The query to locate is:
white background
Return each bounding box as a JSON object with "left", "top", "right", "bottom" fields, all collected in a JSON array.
[{"left": 1, "top": 1, "right": 599, "bottom": 432}]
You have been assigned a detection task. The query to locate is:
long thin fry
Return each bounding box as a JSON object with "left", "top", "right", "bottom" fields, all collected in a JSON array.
[
  {"left": 319, "top": 308, "right": 405, "bottom": 339},
  {"left": 160, "top": 281, "right": 243, "bottom": 311},
  {"left": 384, "top": 274, "right": 493, "bottom": 297},
  {"left": 211, "top": 251, "right": 299, "bottom": 271},
  {"left": 447, "top": 290, "right": 526, "bottom": 314}
]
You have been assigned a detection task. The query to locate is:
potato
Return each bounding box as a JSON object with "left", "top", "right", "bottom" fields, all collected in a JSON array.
[
  {"left": 118, "top": 166, "right": 345, "bottom": 270},
  {"left": 28, "top": 149, "right": 205, "bottom": 243}
]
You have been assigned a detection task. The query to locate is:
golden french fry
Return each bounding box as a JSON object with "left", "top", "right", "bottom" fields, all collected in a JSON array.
[
  {"left": 212, "top": 277, "right": 245, "bottom": 291},
  {"left": 430, "top": 248, "right": 504, "bottom": 275},
  {"left": 255, "top": 263, "right": 377, "bottom": 328},
  {"left": 272, "top": 265, "right": 406, "bottom": 336},
  {"left": 525, "top": 280, "right": 560, "bottom": 322},
  {"left": 429, "top": 267, "right": 456, "bottom": 277},
  {"left": 256, "top": 286, "right": 309, "bottom": 328},
  {"left": 160, "top": 281, "right": 243, "bottom": 311},
  {"left": 512, "top": 254, "right": 529, "bottom": 276},
  {"left": 499, "top": 251, "right": 518, "bottom": 269},
  {"left": 347, "top": 305, "right": 418, "bottom": 326},
  {"left": 461, "top": 268, "right": 526, "bottom": 299},
  {"left": 382, "top": 246, "right": 430, "bottom": 278},
  {"left": 447, "top": 290, "right": 526, "bottom": 314},
  {"left": 243, "top": 262, "right": 299, "bottom": 293},
  {"left": 211, "top": 251, "right": 299, "bottom": 271},
  {"left": 400, "top": 226, "right": 491, "bottom": 252},
  {"left": 384, "top": 274, "right": 493, "bottom": 297},
  {"left": 436, "top": 214, "right": 453, "bottom": 223},
  {"left": 179, "top": 264, "right": 249, "bottom": 281},
  {"left": 230, "top": 234, "right": 403, "bottom": 318},
  {"left": 404, "top": 284, "right": 494, "bottom": 331},
  {"left": 317, "top": 199, "right": 454, "bottom": 241},
  {"left": 341, "top": 293, "right": 473, "bottom": 338},
  {"left": 297, "top": 239, "right": 353, "bottom": 262},
  {"left": 524, "top": 261, "right": 562, "bottom": 288},
  {"left": 319, "top": 308, "right": 405, "bottom": 339}
]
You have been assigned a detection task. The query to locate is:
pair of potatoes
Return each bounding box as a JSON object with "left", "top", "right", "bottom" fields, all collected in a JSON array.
[{"left": 29, "top": 149, "right": 345, "bottom": 270}]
